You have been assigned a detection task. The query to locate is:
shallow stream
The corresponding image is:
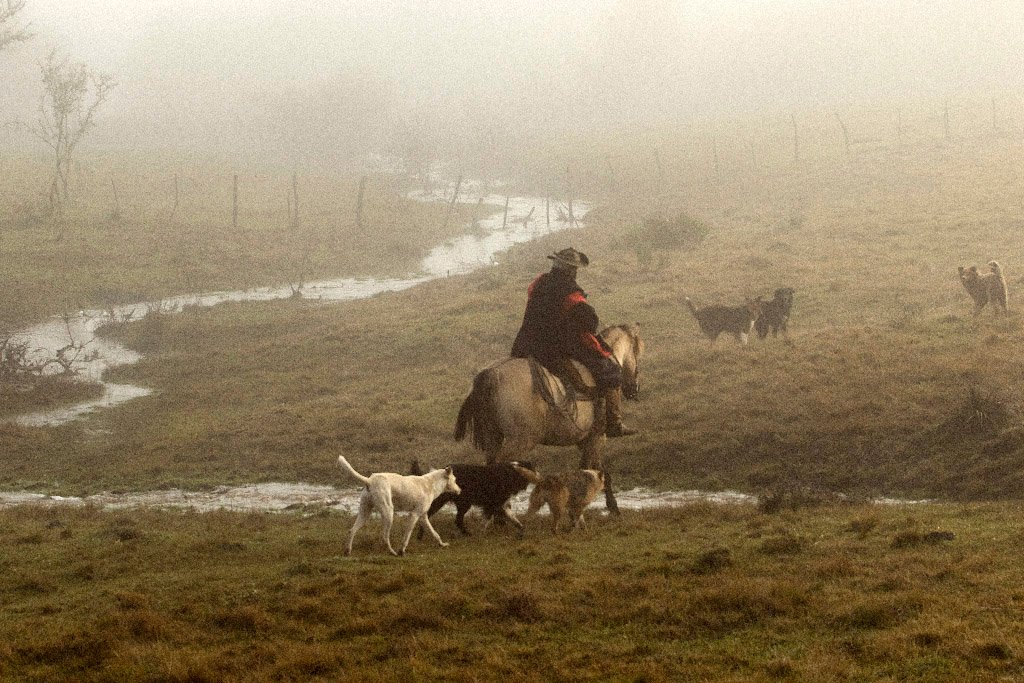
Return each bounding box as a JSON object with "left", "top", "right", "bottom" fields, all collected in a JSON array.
[{"left": 10, "top": 185, "right": 581, "bottom": 427}]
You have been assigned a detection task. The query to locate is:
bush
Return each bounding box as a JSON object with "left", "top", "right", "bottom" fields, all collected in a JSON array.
[{"left": 627, "top": 213, "right": 710, "bottom": 268}]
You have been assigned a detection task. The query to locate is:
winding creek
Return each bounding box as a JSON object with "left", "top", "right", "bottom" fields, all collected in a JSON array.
[{"left": 9, "top": 185, "right": 583, "bottom": 428}]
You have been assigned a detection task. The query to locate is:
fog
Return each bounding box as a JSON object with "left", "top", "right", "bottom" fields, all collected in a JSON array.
[{"left": 3, "top": 0, "right": 1024, "bottom": 170}]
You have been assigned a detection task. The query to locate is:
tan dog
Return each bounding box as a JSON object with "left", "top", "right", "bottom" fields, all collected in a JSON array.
[
  {"left": 525, "top": 469, "right": 605, "bottom": 533},
  {"left": 959, "top": 262, "right": 1008, "bottom": 315}
]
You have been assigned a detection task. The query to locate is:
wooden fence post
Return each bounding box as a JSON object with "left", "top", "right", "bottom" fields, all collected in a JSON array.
[
  {"left": 943, "top": 98, "right": 951, "bottom": 141},
  {"left": 170, "top": 174, "right": 179, "bottom": 221},
  {"left": 709, "top": 135, "right": 720, "bottom": 184},
  {"left": 790, "top": 113, "right": 800, "bottom": 164},
  {"left": 832, "top": 109, "right": 851, "bottom": 156},
  {"left": 566, "top": 165, "right": 575, "bottom": 226},
  {"left": 110, "top": 177, "right": 121, "bottom": 222},
  {"left": 291, "top": 173, "right": 299, "bottom": 230},
  {"left": 355, "top": 175, "right": 367, "bottom": 231},
  {"left": 442, "top": 174, "right": 463, "bottom": 232}
]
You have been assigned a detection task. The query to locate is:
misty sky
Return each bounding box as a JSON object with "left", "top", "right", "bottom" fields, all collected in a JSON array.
[{"left": 5, "top": 1, "right": 1024, "bottom": 166}]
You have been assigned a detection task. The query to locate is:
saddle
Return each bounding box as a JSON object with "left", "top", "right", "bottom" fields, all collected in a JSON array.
[{"left": 527, "top": 357, "right": 605, "bottom": 436}]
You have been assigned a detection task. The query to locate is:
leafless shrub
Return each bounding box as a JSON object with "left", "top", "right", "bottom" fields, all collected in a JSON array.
[
  {"left": 0, "top": 337, "right": 41, "bottom": 381},
  {"left": 0, "top": 0, "right": 32, "bottom": 53},
  {"left": 1, "top": 310, "right": 95, "bottom": 384},
  {"left": 21, "top": 50, "right": 115, "bottom": 237}
]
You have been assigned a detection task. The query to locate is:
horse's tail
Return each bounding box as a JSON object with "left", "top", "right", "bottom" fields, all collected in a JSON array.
[{"left": 454, "top": 369, "right": 504, "bottom": 454}]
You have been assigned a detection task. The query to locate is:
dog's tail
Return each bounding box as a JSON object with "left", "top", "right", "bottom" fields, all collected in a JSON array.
[
  {"left": 989, "top": 261, "right": 1004, "bottom": 278},
  {"left": 511, "top": 462, "right": 543, "bottom": 485},
  {"left": 337, "top": 455, "right": 372, "bottom": 486},
  {"left": 684, "top": 296, "right": 699, "bottom": 319}
]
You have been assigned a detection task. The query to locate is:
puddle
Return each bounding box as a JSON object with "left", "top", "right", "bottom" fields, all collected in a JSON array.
[
  {"left": 0, "top": 483, "right": 935, "bottom": 513},
  {"left": 0, "top": 484, "right": 753, "bottom": 514}
]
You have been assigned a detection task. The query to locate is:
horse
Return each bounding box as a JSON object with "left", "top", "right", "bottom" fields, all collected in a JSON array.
[{"left": 453, "top": 323, "right": 643, "bottom": 483}]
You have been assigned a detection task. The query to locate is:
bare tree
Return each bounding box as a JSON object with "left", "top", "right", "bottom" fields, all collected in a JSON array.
[
  {"left": 27, "top": 50, "right": 115, "bottom": 223},
  {"left": 0, "top": 0, "right": 31, "bottom": 53}
]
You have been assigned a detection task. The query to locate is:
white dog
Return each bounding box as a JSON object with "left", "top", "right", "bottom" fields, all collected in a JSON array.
[{"left": 338, "top": 455, "right": 461, "bottom": 557}]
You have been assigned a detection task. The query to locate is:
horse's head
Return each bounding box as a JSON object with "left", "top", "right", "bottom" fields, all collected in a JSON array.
[{"left": 602, "top": 322, "right": 644, "bottom": 401}]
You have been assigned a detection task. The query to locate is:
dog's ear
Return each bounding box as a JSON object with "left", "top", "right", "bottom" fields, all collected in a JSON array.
[{"left": 444, "top": 466, "right": 453, "bottom": 476}]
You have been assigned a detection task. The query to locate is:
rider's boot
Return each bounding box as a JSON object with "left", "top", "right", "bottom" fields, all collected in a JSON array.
[{"left": 604, "top": 387, "right": 638, "bottom": 438}]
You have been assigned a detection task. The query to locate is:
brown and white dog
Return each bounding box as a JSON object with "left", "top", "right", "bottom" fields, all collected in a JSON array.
[
  {"left": 959, "top": 262, "right": 1008, "bottom": 316},
  {"left": 525, "top": 469, "right": 605, "bottom": 533},
  {"left": 338, "top": 455, "right": 460, "bottom": 556}
]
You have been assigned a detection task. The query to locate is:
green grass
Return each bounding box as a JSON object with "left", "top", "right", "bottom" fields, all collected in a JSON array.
[
  {"left": 1, "top": 502, "right": 1023, "bottom": 681},
  {"left": 5, "top": 129, "right": 1024, "bottom": 499},
  {"left": 0, "top": 376, "right": 104, "bottom": 419}
]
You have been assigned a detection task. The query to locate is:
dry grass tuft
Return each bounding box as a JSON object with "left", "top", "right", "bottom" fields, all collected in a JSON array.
[
  {"left": 484, "top": 590, "right": 546, "bottom": 623},
  {"left": 758, "top": 532, "right": 805, "bottom": 555},
  {"left": 211, "top": 605, "right": 273, "bottom": 633},
  {"left": 840, "top": 596, "right": 923, "bottom": 630},
  {"left": 690, "top": 547, "right": 733, "bottom": 574}
]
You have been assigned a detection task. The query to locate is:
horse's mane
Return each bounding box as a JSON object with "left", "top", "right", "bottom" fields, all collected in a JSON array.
[{"left": 600, "top": 322, "right": 643, "bottom": 362}]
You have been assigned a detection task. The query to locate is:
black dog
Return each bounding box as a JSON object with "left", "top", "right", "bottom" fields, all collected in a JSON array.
[
  {"left": 755, "top": 287, "right": 795, "bottom": 340},
  {"left": 411, "top": 460, "right": 541, "bottom": 537}
]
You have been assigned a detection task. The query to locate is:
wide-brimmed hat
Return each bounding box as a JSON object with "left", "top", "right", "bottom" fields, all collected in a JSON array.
[{"left": 548, "top": 247, "right": 589, "bottom": 269}]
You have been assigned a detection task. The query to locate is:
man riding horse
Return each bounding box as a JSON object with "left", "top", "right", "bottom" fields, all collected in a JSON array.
[{"left": 511, "top": 247, "right": 639, "bottom": 438}]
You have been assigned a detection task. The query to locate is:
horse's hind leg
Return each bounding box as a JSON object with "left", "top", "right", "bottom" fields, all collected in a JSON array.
[
  {"left": 602, "top": 470, "right": 619, "bottom": 516},
  {"left": 578, "top": 441, "right": 620, "bottom": 515},
  {"left": 489, "top": 437, "right": 533, "bottom": 465}
]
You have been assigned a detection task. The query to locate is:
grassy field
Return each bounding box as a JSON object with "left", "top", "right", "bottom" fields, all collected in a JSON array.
[
  {"left": 0, "top": 156, "right": 487, "bottom": 419},
  {"left": 5, "top": 114, "right": 1024, "bottom": 680},
  {"left": 0, "top": 156, "right": 480, "bottom": 331},
  {"left": 2, "top": 502, "right": 1023, "bottom": 681}
]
